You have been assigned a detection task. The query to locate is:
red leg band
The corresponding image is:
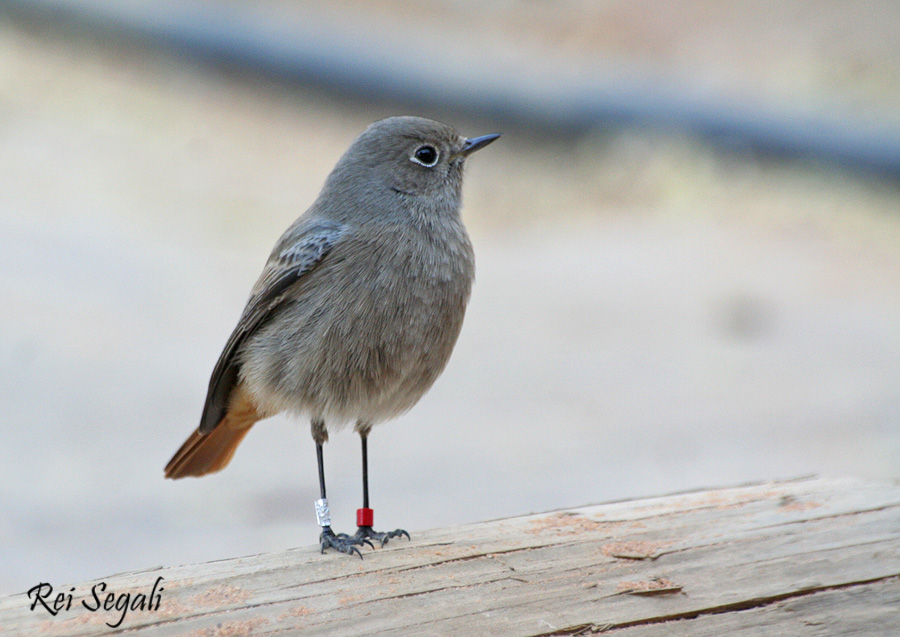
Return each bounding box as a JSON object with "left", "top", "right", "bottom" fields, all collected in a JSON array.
[{"left": 357, "top": 508, "right": 374, "bottom": 527}]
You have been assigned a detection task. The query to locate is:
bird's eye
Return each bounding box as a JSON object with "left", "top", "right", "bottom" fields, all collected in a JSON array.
[{"left": 411, "top": 145, "right": 439, "bottom": 167}]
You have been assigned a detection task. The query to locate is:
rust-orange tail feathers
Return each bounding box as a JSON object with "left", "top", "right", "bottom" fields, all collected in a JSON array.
[{"left": 165, "top": 386, "right": 261, "bottom": 479}]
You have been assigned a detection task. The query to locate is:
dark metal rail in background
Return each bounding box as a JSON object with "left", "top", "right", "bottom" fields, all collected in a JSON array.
[{"left": 3, "top": 0, "right": 900, "bottom": 180}]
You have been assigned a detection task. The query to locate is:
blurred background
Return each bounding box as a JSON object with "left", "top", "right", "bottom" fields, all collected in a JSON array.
[{"left": 1, "top": 0, "right": 899, "bottom": 595}]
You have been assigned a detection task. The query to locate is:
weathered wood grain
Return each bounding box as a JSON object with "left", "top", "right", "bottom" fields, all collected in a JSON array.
[
  {"left": 611, "top": 577, "right": 900, "bottom": 636},
  {"left": 2, "top": 477, "right": 898, "bottom": 636}
]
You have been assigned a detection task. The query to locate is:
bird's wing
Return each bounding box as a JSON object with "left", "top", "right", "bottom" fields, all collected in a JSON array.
[{"left": 198, "top": 220, "right": 344, "bottom": 434}]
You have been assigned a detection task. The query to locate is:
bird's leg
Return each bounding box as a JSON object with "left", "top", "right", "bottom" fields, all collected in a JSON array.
[
  {"left": 312, "top": 420, "right": 365, "bottom": 558},
  {"left": 353, "top": 423, "right": 410, "bottom": 547}
]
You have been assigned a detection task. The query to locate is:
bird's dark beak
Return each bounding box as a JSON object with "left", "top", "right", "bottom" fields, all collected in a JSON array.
[{"left": 457, "top": 133, "right": 501, "bottom": 158}]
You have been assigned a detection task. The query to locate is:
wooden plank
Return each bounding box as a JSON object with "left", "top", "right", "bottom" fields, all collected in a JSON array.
[
  {"left": 612, "top": 578, "right": 900, "bottom": 636},
  {"left": 1, "top": 477, "right": 898, "bottom": 636}
]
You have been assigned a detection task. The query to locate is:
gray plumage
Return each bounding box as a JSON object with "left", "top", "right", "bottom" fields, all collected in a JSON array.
[{"left": 167, "top": 116, "right": 497, "bottom": 481}]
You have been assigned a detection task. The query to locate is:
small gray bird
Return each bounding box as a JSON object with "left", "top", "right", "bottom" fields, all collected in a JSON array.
[{"left": 165, "top": 116, "right": 499, "bottom": 556}]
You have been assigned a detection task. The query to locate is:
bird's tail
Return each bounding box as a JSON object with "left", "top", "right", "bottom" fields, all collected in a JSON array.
[{"left": 165, "top": 387, "right": 260, "bottom": 479}]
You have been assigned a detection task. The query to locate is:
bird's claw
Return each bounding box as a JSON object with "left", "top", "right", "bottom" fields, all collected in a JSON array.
[
  {"left": 355, "top": 525, "right": 410, "bottom": 547},
  {"left": 347, "top": 534, "right": 376, "bottom": 550},
  {"left": 319, "top": 525, "right": 410, "bottom": 556},
  {"left": 320, "top": 527, "right": 364, "bottom": 558}
]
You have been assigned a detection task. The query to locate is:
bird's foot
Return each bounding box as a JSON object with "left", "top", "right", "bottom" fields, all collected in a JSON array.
[
  {"left": 319, "top": 526, "right": 368, "bottom": 558},
  {"left": 354, "top": 525, "right": 410, "bottom": 548}
]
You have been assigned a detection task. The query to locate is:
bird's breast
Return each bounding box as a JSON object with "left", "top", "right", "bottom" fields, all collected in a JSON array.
[{"left": 242, "top": 222, "right": 474, "bottom": 424}]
